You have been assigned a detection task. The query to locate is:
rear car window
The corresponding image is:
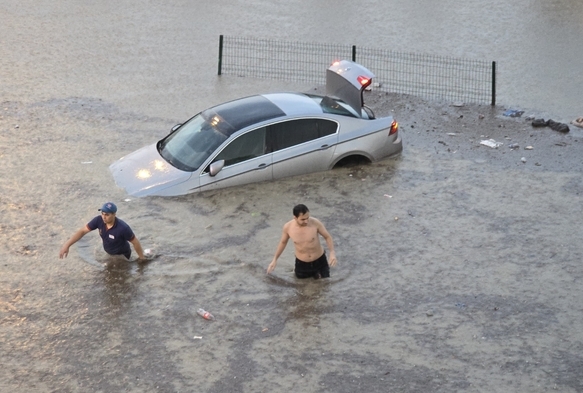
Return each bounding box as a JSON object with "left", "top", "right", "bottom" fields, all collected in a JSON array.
[
  {"left": 267, "top": 118, "right": 337, "bottom": 152},
  {"left": 307, "top": 95, "right": 359, "bottom": 118}
]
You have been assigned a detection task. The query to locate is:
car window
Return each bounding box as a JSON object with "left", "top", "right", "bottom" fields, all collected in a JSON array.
[
  {"left": 214, "top": 127, "right": 267, "bottom": 167},
  {"left": 267, "top": 119, "right": 337, "bottom": 152},
  {"left": 307, "top": 95, "right": 360, "bottom": 118},
  {"left": 159, "top": 114, "right": 228, "bottom": 172}
]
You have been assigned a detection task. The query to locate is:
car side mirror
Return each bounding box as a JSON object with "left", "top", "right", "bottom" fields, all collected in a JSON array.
[
  {"left": 171, "top": 124, "right": 182, "bottom": 132},
  {"left": 209, "top": 160, "right": 225, "bottom": 176}
]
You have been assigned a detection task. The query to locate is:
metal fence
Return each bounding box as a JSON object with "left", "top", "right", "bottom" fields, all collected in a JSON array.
[{"left": 218, "top": 35, "right": 496, "bottom": 106}]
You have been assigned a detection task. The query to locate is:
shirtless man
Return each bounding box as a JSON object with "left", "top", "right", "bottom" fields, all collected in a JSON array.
[{"left": 267, "top": 204, "right": 337, "bottom": 279}]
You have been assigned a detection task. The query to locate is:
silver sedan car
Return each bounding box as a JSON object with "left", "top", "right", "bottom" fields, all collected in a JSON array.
[{"left": 109, "top": 60, "right": 402, "bottom": 197}]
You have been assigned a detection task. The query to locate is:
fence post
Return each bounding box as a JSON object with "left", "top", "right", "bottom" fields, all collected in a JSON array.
[
  {"left": 352, "top": 45, "right": 356, "bottom": 62},
  {"left": 218, "top": 35, "right": 224, "bottom": 76},
  {"left": 491, "top": 61, "right": 496, "bottom": 106}
]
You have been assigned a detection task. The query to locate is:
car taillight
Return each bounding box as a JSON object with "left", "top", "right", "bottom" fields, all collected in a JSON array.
[
  {"left": 389, "top": 120, "right": 398, "bottom": 136},
  {"left": 357, "top": 75, "right": 371, "bottom": 87}
]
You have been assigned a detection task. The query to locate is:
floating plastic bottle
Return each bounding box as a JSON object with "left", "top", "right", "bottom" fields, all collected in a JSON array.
[{"left": 197, "top": 308, "right": 214, "bottom": 320}]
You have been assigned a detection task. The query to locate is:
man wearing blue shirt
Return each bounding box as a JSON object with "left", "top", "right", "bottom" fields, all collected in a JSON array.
[{"left": 59, "top": 202, "right": 146, "bottom": 261}]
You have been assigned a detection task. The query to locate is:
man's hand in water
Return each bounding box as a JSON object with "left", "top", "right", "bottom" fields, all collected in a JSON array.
[
  {"left": 137, "top": 249, "right": 154, "bottom": 262},
  {"left": 328, "top": 251, "right": 337, "bottom": 267},
  {"left": 266, "top": 259, "right": 277, "bottom": 274}
]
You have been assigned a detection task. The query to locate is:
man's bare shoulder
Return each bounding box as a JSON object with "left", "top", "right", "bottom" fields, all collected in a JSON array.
[
  {"left": 310, "top": 217, "right": 331, "bottom": 235},
  {"left": 309, "top": 217, "right": 323, "bottom": 227},
  {"left": 282, "top": 219, "right": 295, "bottom": 231}
]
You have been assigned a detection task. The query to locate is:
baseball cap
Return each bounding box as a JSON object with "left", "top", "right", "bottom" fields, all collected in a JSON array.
[{"left": 98, "top": 202, "right": 117, "bottom": 214}]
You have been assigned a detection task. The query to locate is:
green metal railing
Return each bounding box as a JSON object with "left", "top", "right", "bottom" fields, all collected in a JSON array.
[{"left": 218, "top": 35, "right": 496, "bottom": 106}]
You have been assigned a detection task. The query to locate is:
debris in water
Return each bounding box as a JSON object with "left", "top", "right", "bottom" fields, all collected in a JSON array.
[
  {"left": 503, "top": 109, "right": 524, "bottom": 117},
  {"left": 480, "top": 139, "right": 503, "bottom": 148}
]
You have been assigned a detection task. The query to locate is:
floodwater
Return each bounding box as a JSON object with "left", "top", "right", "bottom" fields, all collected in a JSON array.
[
  {"left": 1, "top": 0, "right": 582, "bottom": 121},
  {"left": 1, "top": 1, "right": 583, "bottom": 392}
]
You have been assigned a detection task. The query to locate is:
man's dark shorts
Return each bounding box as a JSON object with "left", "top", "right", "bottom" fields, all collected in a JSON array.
[{"left": 295, "top": 253, "right": 330, "bottom": 279}]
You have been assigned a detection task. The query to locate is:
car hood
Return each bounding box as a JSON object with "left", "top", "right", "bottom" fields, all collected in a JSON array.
[{"left": 109, "top": 143, "right": 192, "bottom": 197}]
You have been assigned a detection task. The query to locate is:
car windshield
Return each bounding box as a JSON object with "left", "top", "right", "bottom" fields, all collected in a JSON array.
[
  {"left": 158, "top": 110, "right": 229, "bottom": 172},
  {"left": 157, "top": 95, "right": 287, "bottom": 172}
]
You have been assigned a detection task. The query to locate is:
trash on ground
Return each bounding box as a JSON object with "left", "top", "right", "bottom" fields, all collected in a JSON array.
[
  {"left": 531, "top": 118, "right": 570, "bottom": 133},
  {"left": 547, "top": 119, "right": 570, "bottom": 133},
  {"left": 446, "top": 132, "right": 457, "bottom": 136},
  {"left": 480, "top": 139, "right": 503, "bottom": 148},
  {"left": 193, "top": 336, "right": 202, "bottom": 339},
  {"left": 532, "top": 118, "right": 547, "bottom": 127},
  {"left": 508, "top": 143, "right": 519, "bottom": 149},
  {"left": 197, "top": 308, "right": 214, "bottom": 320},
  {"left": 571, "top": 117, "right": 583, "bottom": 128},
  {"left": 452, "top": 102, "right": 464, "bottom": 107},
  {"left": 524, "top": 146, "right": 534, "bottom": 150},
  {"left": 503, "top": 109, "right": 524, "bottom": 117},
  {"left": 521, "top": 157, "right": 527, "bottom": 163}
]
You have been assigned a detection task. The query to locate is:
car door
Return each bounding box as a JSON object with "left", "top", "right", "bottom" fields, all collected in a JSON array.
[
  {"left": 270, "top": 118, "right": 338, "bottom": 179},
  {"left": 198, "top": 126, "right": 272, "bottom": 192}
]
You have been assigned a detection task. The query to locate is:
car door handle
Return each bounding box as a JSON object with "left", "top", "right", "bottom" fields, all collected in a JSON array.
[
  {"left": 320, "top": 144, "right": 329, "bottom": 149},
  {"left": 257, "top": 163, "right": 267, "bottom": 168}
]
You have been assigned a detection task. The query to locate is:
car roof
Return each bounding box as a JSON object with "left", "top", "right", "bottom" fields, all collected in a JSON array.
[
  {"left": 207, "top": 95, "right": 286, "bottom": 136},
  {"left": 201, "top": 60, "right": 374, "bottom": 137},
  {"left": 208, "top": 92, "right": 326, "bottom": 137},
  {"left": 262, "top": 92, "right": 323, "bottom": 116}
]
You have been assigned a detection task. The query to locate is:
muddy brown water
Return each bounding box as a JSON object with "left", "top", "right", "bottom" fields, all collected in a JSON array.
[
  {"left": 2, "top": 1, "right": 583, "bottom": 391},
  {"left": 2, "top": 91, "right": 583, "bottom": 392}
]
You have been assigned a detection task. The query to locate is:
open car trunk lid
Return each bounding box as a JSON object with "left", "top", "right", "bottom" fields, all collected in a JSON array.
[{"left": 325, "top": 60, "right": 375, "bottom": 116}]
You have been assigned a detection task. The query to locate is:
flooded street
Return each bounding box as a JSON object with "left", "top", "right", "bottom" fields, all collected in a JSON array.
[{"left": 1, "top": 1, "right": 583, "bottom": 392}]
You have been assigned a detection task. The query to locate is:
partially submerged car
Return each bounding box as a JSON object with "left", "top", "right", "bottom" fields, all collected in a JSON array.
[{"left": 109, "top": 60, "right": 402, "bottom": 197}]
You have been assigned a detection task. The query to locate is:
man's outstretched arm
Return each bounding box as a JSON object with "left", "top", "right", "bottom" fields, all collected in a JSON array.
[{"left": 59, "top": 226, "right": 91, "bottom": 259}]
